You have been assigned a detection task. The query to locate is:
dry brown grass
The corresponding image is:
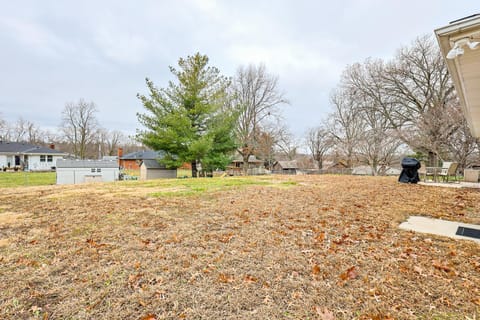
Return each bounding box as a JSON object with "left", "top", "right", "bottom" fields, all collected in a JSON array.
[{"left": 0, "top": 175, "right": 479, "bottom": 319}]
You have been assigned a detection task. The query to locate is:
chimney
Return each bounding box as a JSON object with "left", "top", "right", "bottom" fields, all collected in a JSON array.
[
  {"left": 118, "top": 147, "right": 124, "bottom": 167},
  {"left": 49, "top": 144, "right": 55, "bottom": 150}
]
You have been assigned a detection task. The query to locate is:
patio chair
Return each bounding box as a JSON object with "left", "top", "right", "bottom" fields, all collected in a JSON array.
[
  {"left": 438, "top": 162, "right": 459, "bottom": 182},
  {"left": 423, "top": 162, "right": 441, "bottom": 182}
]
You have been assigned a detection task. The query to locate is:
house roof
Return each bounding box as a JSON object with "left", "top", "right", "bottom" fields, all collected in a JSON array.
[
  {"left": 231, "top": 155, "right": 264, "bottom": 163},
  {"left": 0, "top": 141, "right": 67, "bottom": 155},
  {"left": 120, "top": 150, "right": 165, "bottom": 160},
  {"left": 141, "top": 159, "right": 168, "bottom": 169},
  {"left": 275, "top": 160, "right": 298, "bottom": 169},
  {"left": 435, "top": 14, "right": 480, "bottom": 137},
  {"left": 56, "top": 159, "right": 119, "bottom": 168}
]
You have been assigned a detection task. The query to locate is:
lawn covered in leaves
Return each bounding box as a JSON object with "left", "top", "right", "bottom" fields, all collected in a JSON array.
[{"left": 0, "top": 175, "right": 479, "bottom": 319}]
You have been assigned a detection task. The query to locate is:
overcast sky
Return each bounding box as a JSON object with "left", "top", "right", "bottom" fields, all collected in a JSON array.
[{"left": 0, "top": 1, "right": 478, "bottom": 140}]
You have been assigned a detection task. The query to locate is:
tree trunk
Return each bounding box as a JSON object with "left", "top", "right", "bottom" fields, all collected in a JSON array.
[
  {"left": 191, "top": 161, "right": 198, "bottom": 178},
  {"left": 242, "top": 153, "right": 250, "bottom": 176}
]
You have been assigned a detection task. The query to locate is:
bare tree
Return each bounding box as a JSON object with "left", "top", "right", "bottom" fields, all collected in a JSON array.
[
  {"left": 380, "top": 36, "right": 456, "bottom": 164},
  {"left": 305, "top": 123, "right": 333, "bottom": 170},
  {"left": 10, "top": 118, "right": 45, "bottom": 144},
  {"left": 0, "top": 114, "right": 10, "bottom": 141},
  {"left": 338, "top": 36, "right": 460, "bottom": 167},
  {"left": 274, "top": 124, "right": 298, "bottom": 161},
  {"left": 329, "top": 90, "right": 364, "bottom": 168},
  {"left": 254, "top": 128, "right": 276, "bottom": 170},
  {"left": 444, "top": 105, "right": 478, "bottom": 172},
  {"left": 232, "top": 64, "right": 288, "bottom": 173},
  {"left": 60, "top": 99, "right": 99, "bottom": 159},
  {"left": 96, "top": 129, "right": 125, "bottom": 158}
]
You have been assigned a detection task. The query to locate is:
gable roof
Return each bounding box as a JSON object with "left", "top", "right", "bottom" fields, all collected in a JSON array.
[
  {"left": 275, "top": 160, "right": 298, "bottom": 169},
  {"left": 120, "top": 150, "right": 165, "bottom": 160},
  {"left": 231, "top": 155, "right": 264, "bottom": 163},
  {"left": 141, "top": 159, "right": 169, "bottom": 169},
  {"left": 56, "top": 159, "right": 119, "bottom": 168},
  {"left": 0, "top": 141, "right": 66, "bottom": 155}
]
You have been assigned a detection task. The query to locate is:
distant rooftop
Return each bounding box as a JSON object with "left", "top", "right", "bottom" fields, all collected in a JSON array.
[
  {"left": 56, "top": 159, "right": 118, "bottom": 168},
  {"left": 0, "top": 141, "right": 66, "bottom": 155},
  {"left": 120, "top": 150, "right": 165, "bottom": 160}
]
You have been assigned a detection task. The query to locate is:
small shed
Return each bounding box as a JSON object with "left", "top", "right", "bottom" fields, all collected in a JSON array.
[
  {"left": 56, "top": 159, "right": 119, "bottom": 185},
  {"left": 273, "top": 160, "right": 298, "bottom": 175},
  {"left": 140, "top": 159, "right": 177, "bottom": 180}
]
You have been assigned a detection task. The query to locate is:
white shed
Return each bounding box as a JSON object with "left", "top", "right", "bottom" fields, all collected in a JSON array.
[
  {"left": 140, "top": 159, "right": 177, "bottom": 180},
  {"left": 56, "top": 159, "right": 119, "bottom": 185}
]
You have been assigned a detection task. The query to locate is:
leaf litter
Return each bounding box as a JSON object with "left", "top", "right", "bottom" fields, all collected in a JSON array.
[{"left": 0, "top": 175, "right": 479, "bottom": 319}]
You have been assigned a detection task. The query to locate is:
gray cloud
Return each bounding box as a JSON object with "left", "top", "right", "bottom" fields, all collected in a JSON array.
[{"left": 0, "top": 0, "right": 478, "bottom": 139}]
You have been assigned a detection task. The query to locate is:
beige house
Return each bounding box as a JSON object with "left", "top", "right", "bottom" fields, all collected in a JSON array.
[
  {"left": 140, "top": 159, "right": 177, "bottom": 180},
  {"left": 435, "top": 14, "right": 480, "bottom": 137}
]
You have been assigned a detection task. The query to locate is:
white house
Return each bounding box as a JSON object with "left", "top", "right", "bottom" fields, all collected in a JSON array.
[
  {"left": 56, "top": 159, "right": 120, "bottom": 184},
  {"left": 0, "top": 141, "right": 67, "bottom": 171}
]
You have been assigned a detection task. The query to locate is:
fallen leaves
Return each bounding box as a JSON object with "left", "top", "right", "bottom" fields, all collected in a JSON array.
[
  {"left": 217, "top": 273, "right": 235, "bottom": 283},
  {"left": 340, "top": 266, "right": 358, "bottom": 281},
  {"left": 432, "top": 260, "right": 455, "bottom": 274},
  {"left": 2, "top": 175, "right": 480, "bottom": 319},
  {"left": 314, "top": 306, "right": 335, "bottom": 320},
  {"left": 243, "top": 274, "right": 258, "bottom": 284},
  {"left": 312, "top": 264, "right": 321, "bottom": 276}
]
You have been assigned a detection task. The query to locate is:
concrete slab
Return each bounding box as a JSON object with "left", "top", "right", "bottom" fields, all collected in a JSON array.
[
  {"left": 399, "top": 216, "right": 480, "bottom": 244},
  {"left": 418, "top": 181, "right": 480, "bottom": 189}
]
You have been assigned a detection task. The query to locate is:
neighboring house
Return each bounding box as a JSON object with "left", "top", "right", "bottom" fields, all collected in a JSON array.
[
  {"left": 227, "top": 155, "right": 266, "bottom": 176},
  {"left": 272, "top": 160, "right": 298, "bottom": 175},
  {"left": 385, "top": 167, "right": 402, "bottom": 176},
  {"left": 140, "top": 159, "right": 177, "bottom": 180},
  {"left": 56, "top": 159, "right": 119, "bottom": 184},
  {"left": 321, "top": 160, "right": 352, "bottom": 174},
  {"left": 0, "top": 141, "right": 67, "bottom": 171},
  {"left": 119, "top": 150, "right": 165, "bottom": 170},
  {"left": 352, "top": 165, "right": 401, "bottom": 176}
]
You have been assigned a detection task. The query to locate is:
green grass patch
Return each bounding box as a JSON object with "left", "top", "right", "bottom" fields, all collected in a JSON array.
[
  {"left": 0, "top": 171, "right": 56, "bottom": 188},
  {"left": 280, "top": 180, "right": 297, "bottom": 186},
  {"left": 177, "top": 168, "right": 192, "bottom": 178},
  {"left": 148, "top": 176, "right": 273, "bottom": 197}
]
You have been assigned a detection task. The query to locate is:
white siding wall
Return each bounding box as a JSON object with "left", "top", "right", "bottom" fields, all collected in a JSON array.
[
  {"left": 28, "top": 155, "right": 64, "bottom": 171},
  {"left": 0, "top": 155, "right": 7, "bottom": 168},
  {"left": 56, "top": 167, "right": 119, "bottom": 185}
]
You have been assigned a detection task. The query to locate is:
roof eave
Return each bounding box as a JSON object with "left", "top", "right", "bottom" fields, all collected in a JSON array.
[{"left": 435, "top": 15, "right": 480, "bottom": 137}]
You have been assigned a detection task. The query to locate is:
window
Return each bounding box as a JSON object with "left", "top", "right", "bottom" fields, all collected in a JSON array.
[
  {"left": 47, "top": 155, "right": 53, "bottom": 162},
  {"left": 40, "top": 155, "right": 46, "bottom": 162},
  {"left": 97, "top": 168, "right": 102, "bottom": 173},
  {"left": 91, "top": 168, "right": 95, "bottom": 173}
]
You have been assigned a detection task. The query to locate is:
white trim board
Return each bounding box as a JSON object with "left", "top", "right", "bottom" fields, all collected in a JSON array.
[{"left": 399, "top": 216, "right": 480, "bottom": 244}]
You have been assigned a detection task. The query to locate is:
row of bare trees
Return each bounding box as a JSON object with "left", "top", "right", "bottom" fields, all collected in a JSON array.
[
  {"left": 231, "top": 64, "right": 294, "bottom": 172},
  {"left": 0, "top": 101, "right": 138, "bottom": 160},
  {"left": 1, "top": 63, "right": 295, "bottom": 164},
  {"left": 0, "top": 116, "right": 54, "bottom": 145},
  {"left": 59, "top": 100, "right": 129, "bottom": 159},
  {"left": 305, "top": 35, "right": 479, "bottom": 175}
]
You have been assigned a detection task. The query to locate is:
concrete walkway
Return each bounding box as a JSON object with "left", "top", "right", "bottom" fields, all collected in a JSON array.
[
  {"left": 399, "top": 216, "right": 480, "bottom": 244},
  {"left": 418, "top": 181, "right": 480, "bottom": 188}
]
